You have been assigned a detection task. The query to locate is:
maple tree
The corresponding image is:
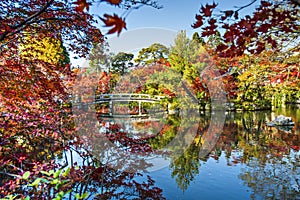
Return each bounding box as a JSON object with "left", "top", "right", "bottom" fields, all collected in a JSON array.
[
  {"left": 0, "top": 0, "right": 166, "bottom": 198},
  {"left": 168, "top": 31, "right": 210, "bottom": 110},
  {"left": 192, "top": 0, "right": 300, "bottom": 58},
  {"left": 190, "top": 0, "right": 299, "bottom": 110}
]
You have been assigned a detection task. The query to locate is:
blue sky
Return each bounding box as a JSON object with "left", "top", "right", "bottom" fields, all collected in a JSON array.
[
  {"left": 74, "top": 0, "right": 259, "bottom": 67},
  {"left": 92, "top": 0, "right": 259, "bottom": 37}
]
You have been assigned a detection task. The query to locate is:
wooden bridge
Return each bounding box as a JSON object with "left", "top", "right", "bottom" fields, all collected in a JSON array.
[
  {"left": 95, "top": 93, "right": 165, "bottom": 103},
  {"left": 94, "top": 93, "right": 166, "bottom": 117}
]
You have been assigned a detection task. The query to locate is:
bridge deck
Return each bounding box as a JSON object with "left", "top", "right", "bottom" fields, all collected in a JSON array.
[{"left": 95, "top": 93, "right": 166, "bottom": 103}]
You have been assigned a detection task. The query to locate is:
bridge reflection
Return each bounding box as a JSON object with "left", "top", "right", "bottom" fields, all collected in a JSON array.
[{"left": 98, "top": 112, "right": 168, "bottom": 139}]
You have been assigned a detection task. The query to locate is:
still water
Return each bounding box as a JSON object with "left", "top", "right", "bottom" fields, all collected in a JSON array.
[
  {"left": 144, "top": 106, "right": 300, "bottom": 200},
  {"left": 67, "top": 105, "right": 300, "bottom": 199},
  {"left": 104, "top": 105, "right": 300, "bottom": 200}
]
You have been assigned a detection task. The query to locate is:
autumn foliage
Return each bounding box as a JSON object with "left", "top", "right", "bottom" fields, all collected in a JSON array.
[
  {"left": 193, "top": 0, "right": 300, "bottom": 57},
  {"left": 0, "top": 0, "right": 299, "bottom": 198},
  {"left": 0, "top": 0, "right": 166, "bottom": 198}
]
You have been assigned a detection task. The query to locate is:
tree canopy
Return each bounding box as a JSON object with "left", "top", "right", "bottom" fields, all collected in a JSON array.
[
  {"left": 192, "top": 0, "right": 300, "bottom": 58},
  {"left": 111, "top": 52, "right": 134, "bottom": 75},
  {"left": 135, "top": 43, "right": 169, "bottom": 65}
]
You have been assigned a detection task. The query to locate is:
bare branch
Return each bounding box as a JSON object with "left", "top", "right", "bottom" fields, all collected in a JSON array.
[{"left": 236, "top": 0, "right": 258, "bottom": 12}]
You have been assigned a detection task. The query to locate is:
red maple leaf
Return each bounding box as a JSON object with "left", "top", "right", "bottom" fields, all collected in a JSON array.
[
  {"left": 208, "top": 18, "right": 217, "bottom": 26},
  {"left": 257, "top": 23, "right": 271, "bottom": 33},
  {"left": 261, "top": 1, "right": 273, "bottom": 7},
  {"left": 201, "top": 5, "right": 213, "bottom": 17},
  {"left": 224, "top": 31, "right": 234, "bottom": 42},
  {"left": 201, "top": 3, "right": 218, "bottom": 17},
  {"left": 216, "top": 43, "right": 228, "bottom": 52},
  {"left": 73, "top": 0, "right": 91, "bottom": 12},
  {"left": 103, "top": 0, "right": 122, "bottom": 6},
  {"left": 221, "top": 10, "right": 234, "bottom": 20},
  {"left": 192, "top": 14, "right": 203, "bottom": 28},
  {"left": 207, "top": 2, "right": 218, "bottom": 10},
  {"left": 100, "top": 14, "right": 127, "bottom": 36}
]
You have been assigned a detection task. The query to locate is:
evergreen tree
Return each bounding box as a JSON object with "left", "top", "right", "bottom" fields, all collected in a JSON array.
[
  {"left": 169, "top": 30, "right": 205, "bottom": 77},
  {"left": 111, "top": 52, "right": 134, "bottom": 75},
  {"left": 168, "top": 30, "right": 208, "bottom": 109},
  {"left": 192, "top": 32, "right": 205, "bottom": 46},
  {"left": 135, "top": 43, "right": 169, "bottom": 66},
  {"left": 89, "top": 41, "right": 114, "bottom": 73}
]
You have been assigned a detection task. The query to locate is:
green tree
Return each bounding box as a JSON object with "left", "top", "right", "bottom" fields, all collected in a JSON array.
[
  {"left": 192, "top": 32, "right": 205, "bottom": 46},
  {"left": 111, "top": 52, "right": 134, "bottom": 75},
  {"left": 135, "top": 43, "right": 169, "bottom": 66},
  {"left": 169, "top": 30, "right": 205, "bottom": 76},
  {"left": 168, "top": 30, "right": 208, "bottom": 109},
  {"left": 237, "top": 64, "right": 272, "bottom": 110},
  {"left": 89, "top": 41, "right": 114, "bottom": 73}
]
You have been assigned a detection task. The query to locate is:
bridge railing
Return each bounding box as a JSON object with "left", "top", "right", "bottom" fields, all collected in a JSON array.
[{"left": 95, "top": 93, "right": 166, "bottom": 102}]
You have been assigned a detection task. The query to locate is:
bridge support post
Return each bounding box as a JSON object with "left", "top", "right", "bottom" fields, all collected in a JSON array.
[
  {"left": 138, "top": 101, "right": 142, "bottom": 115},
  {"left": 109, "top": 101, "right": 114, "bottom": 116}
]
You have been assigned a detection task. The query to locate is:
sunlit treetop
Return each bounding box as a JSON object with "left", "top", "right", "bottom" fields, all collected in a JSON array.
[{"left": 19, "top": 33, "right": 70, "bottom": 66}]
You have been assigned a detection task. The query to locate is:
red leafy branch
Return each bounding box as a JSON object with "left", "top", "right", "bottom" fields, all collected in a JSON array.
[
  {"left": 192, "top": 0, "right": 300, "bottom": 58},
  {"left": 0, "top": 0, "right": 55, "bottom": 41}
]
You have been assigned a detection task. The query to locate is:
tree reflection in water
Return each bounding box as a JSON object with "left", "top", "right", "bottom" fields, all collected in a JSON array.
[
  {"left": 3, "top": 104, "right": 298, "bottom": 198},
  {"left": 0, "top": 104, "right": 166, "bottom": 199},
  {"left": 72, "top": 105, "right": 300, "bottom": 199},
  {"left": 168, "top": 113, "right": 210, "bottom": 191},
  {"left": 236, "top": 108, "right": 300, "bottom": 199},
  {"left": 146, "top": 106, "right": 300, "bottom": 199}
]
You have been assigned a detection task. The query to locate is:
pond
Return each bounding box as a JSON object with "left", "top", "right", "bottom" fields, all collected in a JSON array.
[
  {"left": 1, "top": 103, "right": 299, "bottom": 199},
  {"left": 82, "top": 105, "right": 299, "bottom": 199}
]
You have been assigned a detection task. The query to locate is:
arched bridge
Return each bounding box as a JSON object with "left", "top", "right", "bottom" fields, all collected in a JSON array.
[
  {"left": 95, "top": 93, "right": 166, "bottom": 117},
  {"left": 95, "top": 93, "right": 165, "bottom": 103}
]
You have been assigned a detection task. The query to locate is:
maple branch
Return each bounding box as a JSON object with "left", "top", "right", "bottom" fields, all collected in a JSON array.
[
  {"left": 32, "top": 17, "right": 70, "bottom": 25},
  {"left": 12, "top": 0, "right": 55, "bottom": 30},
  {"left": 2, "top": 17, "right": 68, "bottom": 44},
  {"left": 235, "top": 0, "right": 258, "bottom": 12},
  {"left": 0, "top": 0, "right": 55, "bottom": 41}
]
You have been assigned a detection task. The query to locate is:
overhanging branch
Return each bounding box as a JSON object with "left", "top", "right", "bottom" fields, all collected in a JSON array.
[{"left": 0, "top": 0, "right": 55, "bottom": 41}]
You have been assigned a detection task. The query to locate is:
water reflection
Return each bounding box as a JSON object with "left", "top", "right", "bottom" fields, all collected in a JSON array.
[
  {"left": 54, "top": 105, "right": 300, "bottom": 199},
  {"left": 196, "top": 106, "right": 299, "bottom": 199},
  {"left": 100, "top": 105, "right": 300, "bottom": 199}
]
